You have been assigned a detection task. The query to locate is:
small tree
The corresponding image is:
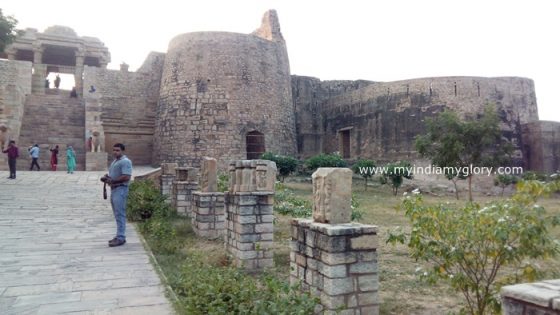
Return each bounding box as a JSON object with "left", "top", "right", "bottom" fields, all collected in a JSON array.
[
  {"left": 351, "top": 159, "right": 376, "bottom": 191},
  {"left": 444, "top": 168, "right": 468, "bottom": 200},
  {"left": 261, "top": 152, "right": 298, "bottom": 182},
  {"left": 388, "top": 179, "right": 560, "bottom": 315},
  {"left": 416, "top": 105, "right": 513, "bottom": 201},
  {"left": 380, "top": 161, "right": 413, "bottom": 196},
  {"left": 0, "top": 10, "right": 19, "bottom": 54},
  {"left": 494, "top": 174, "right": 518, "bottom": 196}
]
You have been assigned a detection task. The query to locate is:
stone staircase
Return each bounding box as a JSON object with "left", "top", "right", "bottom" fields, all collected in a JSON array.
[{"left": 17, "top": 89, "right": 86, "bottom": 171}]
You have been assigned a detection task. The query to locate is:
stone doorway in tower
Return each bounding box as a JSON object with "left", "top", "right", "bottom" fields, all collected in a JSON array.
[
  {"left": 338, "top": 127, "right": 352, "bottom": 159},
  {"left": 246, "top": 131, "right": 265, "bottom": 160}
]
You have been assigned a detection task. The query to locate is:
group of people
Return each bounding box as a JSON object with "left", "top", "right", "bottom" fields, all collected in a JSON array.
[
  {"left": 3, "top": 140, "right": 133, "bottom": 249},
  {"left": 2, "top": 142, "right": 77, "bottom": 178}
]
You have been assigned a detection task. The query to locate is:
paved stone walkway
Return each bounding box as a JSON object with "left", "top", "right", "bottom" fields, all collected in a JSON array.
[{"left": 0, "top": 170, "right": 174, "bottom": 315}]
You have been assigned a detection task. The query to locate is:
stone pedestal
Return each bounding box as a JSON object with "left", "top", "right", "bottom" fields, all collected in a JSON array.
[
  {"left": 160, "top": 163, "right": 178, "bottom": 201},
  {"left": 172, "top": 167, "right": 198, "bottom": 217},
  {"left": 192, "top": 192, "right": 225, "bottom": 239},
  {"left": 225, "top": 192, "right": 275, "bottom": 270},
  {"left": 224, "top": 159, "right": 277, "bottom": 270},
  {"left": 85, "top": 152, "right": 108, "bottom": 171},
  {"left": 291, "top": 220, "right": 379, "bottom": 315},
  {"left": 192, "top": 157, "right": 225, "bottom": 238},
  {"left": 289, "top": 167, "right": 379, "bottom": 314},
  {"left": 501, "top": 280, "right": 560, "bottom": 315}
]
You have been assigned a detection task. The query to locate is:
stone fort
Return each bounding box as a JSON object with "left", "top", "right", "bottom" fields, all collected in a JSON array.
[{"left": 0, "top": 10, "right": 558, "bottom": 173}]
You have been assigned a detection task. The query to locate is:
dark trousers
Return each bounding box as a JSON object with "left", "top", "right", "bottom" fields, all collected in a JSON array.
[
  {"left": 8, "top": 158, "right": 16, "bottom": 178},
  {"left": 30, "top": 158, "right": 40, "bottom": 170}
]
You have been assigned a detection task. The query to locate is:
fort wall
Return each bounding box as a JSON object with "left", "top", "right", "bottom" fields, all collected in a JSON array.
[
  {"left": 294, "top": 76, "right": 538, "bottom": 167},
  {"left": 153, "top": 23, "right": 296, "bottom": 168},
  {"left": 83, "top": 52, "right": 165, "bottom": 165},
  {"left": 0, "top": 60, "right": 32, "bottom": 169}
]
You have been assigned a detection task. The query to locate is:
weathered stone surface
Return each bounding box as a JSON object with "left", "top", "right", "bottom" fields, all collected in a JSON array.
[
  {"left": 200, "top": 157, "right": 217, "bottom": 192},
  {"left": 312, "top": 168, "right": 352, "bottom": 224},
  {"left": 228, "top": 160, "right": 277, "bottom": 193},
  {"left": 161, "top": 163, "right": 178, "bottom": 175},
  {"left": 500, "top": 282, "right": 560, "bottom": 308}
]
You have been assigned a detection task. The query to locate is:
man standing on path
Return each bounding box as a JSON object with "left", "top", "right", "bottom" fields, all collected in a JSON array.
[
  {"left": 29, "top": 144, "right": 40, "bottom": 171},
  {"left": 2, "top": 140, "right": 19, "bottom": 179},
  {"left": 101, "top": 143, "right": 132, "bottom": 247}
]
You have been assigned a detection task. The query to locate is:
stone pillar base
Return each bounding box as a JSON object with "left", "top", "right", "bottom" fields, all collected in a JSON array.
[
  {"left": 86, "top": 152, "right": 108, "bottom": 171},
  {"left": 290, "top": 219, "right": 379, "bottom": 315},
  {"left": 173, "top": 181, "right": 198, "bottom": 217},
  {"left": 192, "top": 192, "right": 225, "bottom": 239},
  {"left": 501, "top": 280, "right": 560, "bottom": 314},
  {"left": 225, "top": 192, "right": 274, "bottom": 270},
  {"left": 161, "top": 174, "right": 175, "bottom": 202}
]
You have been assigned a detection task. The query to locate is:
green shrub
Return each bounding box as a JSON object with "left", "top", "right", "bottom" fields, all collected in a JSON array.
[
  {"left": 128, "top": 180, "right": 178, "bottom": 254},
  {"left": 217, "top": 172, "right": 229, "bottom": 192},
  {"left": 173, "top": 255, "right": 318, "bottom": 314},
  {"left": 274, "top": 182, "right": 312, "bottom": 217},
  {"left": 388, "top": 180, "right": 560, "bottom": 315},
  {"left": 494, "top": 174, "right": 518, "bottom": 196},
  {"left": 304, "top": 153, "right": 348, "bottom": 173},
  {"left": 261, "top": 152, "right": 299, "bottom": 182},
  {"left": 127, "top": 180, "right": 174, "bottom": 221},
  {"left": 521, "top": 171, "right": 548, "bottom": 181}
]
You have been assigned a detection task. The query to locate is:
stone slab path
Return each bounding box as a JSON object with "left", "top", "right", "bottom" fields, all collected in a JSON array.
[{"left": 0, "top": 170, "right": 174, "bottom": 315}]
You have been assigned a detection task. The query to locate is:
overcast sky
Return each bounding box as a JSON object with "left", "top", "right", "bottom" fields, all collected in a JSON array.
[{"left": 3, "top": 0, "right": 559, "bottom": 122}]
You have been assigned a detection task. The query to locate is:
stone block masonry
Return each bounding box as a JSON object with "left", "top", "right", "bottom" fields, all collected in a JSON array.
[
  {"left": 192, "top": 157, "right": 225, "bottom": 239},
  {"left": 291, "top": 167, "right": 379, "bottom": 314},
  {"left": 225, "top": 160, "right": 277, "bottom": 270},
  {"left": 160, "top": 163, "right": 178, "bottom": 201},
  {"left": 501, "top": 279, "right": 560, "bottom": 314},
  {"left": 290, "top": 220, "right": 379, "bottom": 315},
  {"left": 172, "top": 167, "right": 198, "bottom": 217},
  {"left": 192, "top": 192, "right": 225, "bottom": 239}
]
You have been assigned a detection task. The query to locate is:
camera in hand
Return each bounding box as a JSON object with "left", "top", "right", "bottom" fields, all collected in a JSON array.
[{"left": 100, "top": 175, "right": 111, "bottom": 183}]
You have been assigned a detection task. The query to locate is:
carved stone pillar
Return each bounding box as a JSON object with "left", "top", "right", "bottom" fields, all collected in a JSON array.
[
  {"left": 75, "top": 53, "right": 84, "bottom": 95},
  {"left": 31, "top": 46, "right": 46, "bottom": 94}
]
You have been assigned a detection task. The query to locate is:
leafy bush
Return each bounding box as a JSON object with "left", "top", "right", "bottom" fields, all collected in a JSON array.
[
  {"left": 351, "top": 159, "right": 376, "bottom": 191},
  {"left": 304, "top": 153, "right": 348, "bottom": 173},
  {"left": 274, "top": 182, "right": 312, "bottom": 217},
  {"left": 388, "top": 180, "right": 560, "bottom": 315},
  {"left": 128, "top": 180, "right": 178, "bottom": 254},
  {"left": 217, "top": 172, "right": 229, "bottom": 192},
  {"left": 521, "top": 171, "right": 548, "bottom": 181},
  {"left": 127, "top": 180, "right": 174, "bottom": 221},
  {"left": 494, "top": 174, "right": 518, "bottom": 196},
  {"left": 172, "top": 255, "right": 319, "bottom": 314},
  {"left": 261, "top": 152, "right": 299, "bottom": 182}
]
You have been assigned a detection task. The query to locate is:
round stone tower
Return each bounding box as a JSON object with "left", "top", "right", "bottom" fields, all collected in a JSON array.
[{"left": 153, "top": 10, "right": 297, "bottom": 168}]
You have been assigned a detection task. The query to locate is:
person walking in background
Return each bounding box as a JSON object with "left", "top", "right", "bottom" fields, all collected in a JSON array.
[
  {"left": 66, "top": 145, "right": 76, "bottom": 174},
  {"left": 86, "top": 136, "right": 92, "bottom": 152},
  {"left": 2, "top": 140, "right": 19, "bottom": 179},
  {"left": 29, "top": 144, "right": 40, "bottom": 171},
  {"left": 54, "top": 74, "right": 61, "bottom": 89},
  {"left": 50, "top": 145, "right": 59, "bottom": 171}
]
